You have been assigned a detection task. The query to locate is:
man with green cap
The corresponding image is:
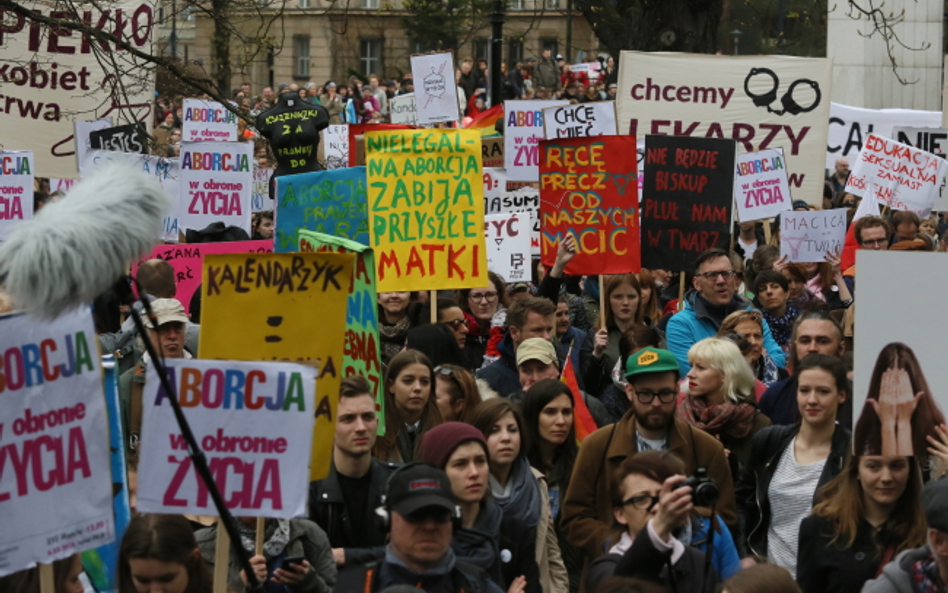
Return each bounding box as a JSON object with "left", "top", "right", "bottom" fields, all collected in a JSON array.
[{"left": 560, "top": 347, "right": 736, "bottom": 572}]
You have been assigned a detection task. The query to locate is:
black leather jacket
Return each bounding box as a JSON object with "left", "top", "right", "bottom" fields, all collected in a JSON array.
[{"left": 735, "top": 423, "right": 851, "bottom": 558}]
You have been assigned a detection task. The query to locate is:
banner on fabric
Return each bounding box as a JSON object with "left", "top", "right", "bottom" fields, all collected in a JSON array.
[
  {"left": 853, "top": 252, "right": 948, "bottom": 457},
  {"left": 616, "top": 52, "right": 831, "bottom": 207},
  {"left": 178, "top": 141, "right": 253, "bottom": 233},
  {"left": 0, "top": 0, "right": 154, "bottom": 179},
  {"left": 892, "top": 127, "right": 948, "bottom": 212},
  {"left": 826, "top": 102, "right": 942, "bottom": 171},
  {"left": 539, "top": 136, "right": 639, "bottom": 274},
  {"left": 0, "top": 309, "right": 114, "bottom": 577},
  {"left": 83, "top": 150, "right": 180, "bottom": 242},
  {"left": 132, "top": 240, "right": 273, "bottom": 315},
  {"left": 181, "top": 99, "right": 238, "bottom": 142},
  {"left": 0, "top": 151, "right": 34, "bottom": 241},
  {"left": 298, "top": 231, "right": 385, "bottom": 436},
  {"left": 779, "top": 208, "right": 847, "bottom": 263},
  {"left": 137, "top": 359, "right": 315, "bottom": 517},
  {"left": 485, "top": 212, "right": 532, "bottom": 282},
  {"left": 198, "top": 252, "right": 353, "bottom": 481},
  {"left": 365, "top": 129, "right": 487, "bottom": 291},
  {"left": 543, "top": 102, "right": 617, "bottom": 139},
  {"left": 845, "top": 133, "right": 948, "bottom": 215},
  {"left": 733, "top": 147, "right": 792, "bottom": 222},
  {"left": 641, "top": 135, "right": 736, "bottom": 271},
  {"left": 324, "top": 125, "right": 350, "bottom": 170},
  {"left": 275, "top": 167, "right": 368, "bottom": 251},
  {"left": 504, "top": 100, "right": 569, "bottom": 181}
]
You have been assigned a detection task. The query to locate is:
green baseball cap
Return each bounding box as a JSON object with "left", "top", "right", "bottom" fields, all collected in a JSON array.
[{"left": 625, "top": 347, "right": 680, "bottom": 380}]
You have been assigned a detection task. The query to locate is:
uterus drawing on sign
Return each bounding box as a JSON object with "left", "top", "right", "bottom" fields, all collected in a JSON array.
[{"left": 785, "top": 234, "right": 808, "bottom": 260}]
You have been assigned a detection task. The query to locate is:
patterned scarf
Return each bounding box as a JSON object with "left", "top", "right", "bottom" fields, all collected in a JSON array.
[
  {"left": 677, "top": 393, "right": 758, "bottom": 441},
  {"left": 763, "top": 306, "right": 800, "bottom": 352},
  {"left": 465, "top": 307, "right": 507, "bottom": 368},
  {"left": 911, "top": 555, "right": 944, "bottom": 593},
  {"left": 379, "top": 314, "right": 411, "bottom": 363},
  {"left": 236, "top": 518, "right": 291, "bottom": 559},
  {"left": 756, "top": 350, "right": 781, "bottom": 387}
]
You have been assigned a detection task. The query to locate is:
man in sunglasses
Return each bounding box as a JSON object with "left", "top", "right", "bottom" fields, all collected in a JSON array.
[
  {"left": 561, "top": 347, "right": 736, "bottom": 572},
  {"left": 666, "top": 248, "right": 785, "bottom": 376}
]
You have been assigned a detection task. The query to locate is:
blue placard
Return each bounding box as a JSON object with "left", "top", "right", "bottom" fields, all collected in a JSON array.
[{"left": 275, "top": 166, "right": 369, "bottom": 252}]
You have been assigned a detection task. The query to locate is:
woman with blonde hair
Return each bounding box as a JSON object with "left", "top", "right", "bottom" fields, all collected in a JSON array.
[
  {"left": 718, "top": 309, "right": 788, "bottom": 388},
  {"left": 679, "top": 337, "right": 770, "bottom": 478}
]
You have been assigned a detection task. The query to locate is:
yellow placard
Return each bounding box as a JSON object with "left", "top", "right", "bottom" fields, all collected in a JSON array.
[
  {"left": 198, "top": 252, "right": 354, "bottom": 481},
  {"left": 366, "top": 129, "right": 488, "bottom": 292}
]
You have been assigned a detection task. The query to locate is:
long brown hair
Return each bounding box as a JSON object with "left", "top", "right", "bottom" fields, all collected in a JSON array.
[
  {"left": 373, "top": 349, "right": 443, "bottom": 462},
  {"left": 469, "top": 398, "right": 530, "bottom": 461},
  {"left": 434, "top": 364, "right": 482, "bottom": 423},
  {"left": 521, "top": 379, "right": 578, "bottom": 493},
  {"left": 599, "top": 274, "right": 643, "bottom": 328},
  {"left": 637, "top": 269, "right": 662, "bottom": 322},
  {"left": 0, "top": 554, "right": 81, "bottom": 593},
  {"left": 118, "top": 514, "right": 212, "bottom": 593},
  {"left": 811, "top": 454, "right": 927, "bottom": 554},
  {"left": 853, "top": 342, "right": 946, "bottom": 459}
]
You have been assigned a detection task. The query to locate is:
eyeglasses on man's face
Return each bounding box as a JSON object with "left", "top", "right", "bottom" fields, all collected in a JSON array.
[{"left": 694, "top": 270, "right": 736, "bottom": 281}]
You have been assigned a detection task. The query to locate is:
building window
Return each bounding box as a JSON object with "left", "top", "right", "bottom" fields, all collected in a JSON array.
[
  {"left": 508, "top": 0, "right": 523, "bottom": 10},
  {"left": 299, "top": 0, "right": 310, "bottom": 7},
  {"left": 541, "top": 39, "right": 558, "bottom": 56},
  {"left": 361, "top": 39, "right": 382, "bottom": 76},
  {"left": 361, "top": 0, "right": 379, "bottom": 8},
  {"left": 508, "top": 39, "right": 523, "bottom": 68},
  {"left": 473, "top": 38, "right": 489, "bottom": 62},
  {"left": 294, "top": 35, "right": 310, "bottom": 78},
  {"left": 545, "top": 0, "right": 559, "bottom": 7}
]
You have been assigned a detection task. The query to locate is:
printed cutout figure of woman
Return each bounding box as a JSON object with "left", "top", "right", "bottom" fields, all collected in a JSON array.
[{"left": 854, "top": 342, "right": 946, "bottom": 459}]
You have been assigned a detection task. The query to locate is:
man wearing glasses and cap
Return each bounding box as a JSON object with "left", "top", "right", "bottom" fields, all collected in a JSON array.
[{"left": 560, "top": 347, "right": 736, "bottom": 569}]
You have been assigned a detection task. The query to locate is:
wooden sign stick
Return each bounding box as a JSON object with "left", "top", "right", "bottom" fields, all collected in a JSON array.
[
  {"left": 255, "top": 517, "right": 265, "bottom": 556},
  {"left": 38, "top": 564, "right": 54, "bottom": 593},
  {"left": 599, "top": 276, "right": 607, "bottom": 330},
  {"left": 678, "top": 274, "right": 686, "bottom": 312},
  {"left": 430, "top": 290, "right": 438, "bottom": 324}
]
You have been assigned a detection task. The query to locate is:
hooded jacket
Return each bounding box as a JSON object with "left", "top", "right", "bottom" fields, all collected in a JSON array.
[{"left": 861, "top": 546, "right": 941, "bottom": 593}]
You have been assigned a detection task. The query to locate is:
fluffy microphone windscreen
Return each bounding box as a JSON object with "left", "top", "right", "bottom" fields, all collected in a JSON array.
[{"left": 0, "top": 162, "right": 171, "bottom": 319}]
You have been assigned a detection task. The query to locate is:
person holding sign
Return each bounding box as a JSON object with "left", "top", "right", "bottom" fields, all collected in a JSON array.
[
  {"left": 118, "top": 514, "right": 212, "bottom": 593},
  {"left": 373, "top": 350, "right": 444, "bottom": 463},
  {"left": 580, "top": 274, "right": 645, "bottom": 399}
]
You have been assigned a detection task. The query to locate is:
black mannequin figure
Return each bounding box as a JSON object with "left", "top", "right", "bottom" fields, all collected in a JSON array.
[{"left": 256, "top": 91, "right": 330, "bottom": 196}]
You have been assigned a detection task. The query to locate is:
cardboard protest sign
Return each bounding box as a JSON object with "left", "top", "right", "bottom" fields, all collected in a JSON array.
[
  {"left": 89, "top": 123, "right": 148, "bottom": 154},
  {"left": 365, "top": 129, "right": 487, "bottom": 291},
  {"left": 411, "top": 53, "right": 461, "bottom": 124},
  {"left": 133, "top": 240, "right": 273, "bottom": 315},
  {"left": 83, "top": 150, "right": 180, "bottom": 242},
  {"left": 845, "top": 133, "right": 948, "bottom": 215},
  {"left": 641, "top": 135, "right": 736, "bottom": 271},
  {"left": 892, "top": 127, "right": 948, "bottom": 211},
  {"left": 0, "top": 0, "right": 153, "bottom": 179},
  {"left": 0, "top": 309, "right": 113, "bottom": 577},
  {"left": 348, "top": 124, "right": 415, "bottom": 167},
  {"left": 779, "top": 208, "right": 846, "bottom": 263},
  {"left": 482, "top": 137, "right": 504, "bottom": 168},
  {"left": 543, "top": 102, "right": 617, "bottom": 139},
  {"left": 74, "top": 118, "right": 112, "bottom": 174},
  {"left": 733, "top": 148, "right": 792, "bottom": 222},
  {"left": 390, "top": 93, "right": 419, "bottom": 126},
  {"left": 485, "top": 189, "right": 540, "bottom": 256},
  {"left": 0, "top": 151, "right": 34, "bottom": 241},
  {"left": 198, "top": 252, "right": 353, "bottom": 481},
  {"left": 485, "top": 212, "right": 532, "bottom": 282},
  {"left": 539, "top": 136, "right": 639, "bottom": 274},
  {"left": 252, "top": 166, "right": 274, "bottom": 212},
  {"left": 826, "top": 102, "right": 941, "bottom": 171},
  {"left": 275, "top": 167, "right": 368, "bottom": 251},
  {"left": 617, "top": 52, "right": 831, "bottom": 207},
  {"left": 178, "top": 141, "right": 253, "bottom": 233},
  {"left": 504, "top": 100, "right": 569, "bottom": 181},
  {"left": 324, "top": 125, "right": 349, "bottom": 169},
  {"left": 181, "top": 99, "right": 239, "bottom": 142},
  {"left": 138, "top": 359, "right": 315, "bottom": 517},
  {"left": 853, "top": 252, "right": 948, "bottom": 458},
  {"left": 298, "top": 231, "right": 385, "bottom": 435}
]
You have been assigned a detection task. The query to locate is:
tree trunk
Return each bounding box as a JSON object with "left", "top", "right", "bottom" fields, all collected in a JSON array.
[{"left": 211, "top": 0, "right": 232, "bottom": 95}]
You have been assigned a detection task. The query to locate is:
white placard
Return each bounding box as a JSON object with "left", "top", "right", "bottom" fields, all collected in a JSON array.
[
  {"left": 0, "top": 309, "right": 114, "bottom": 577},
  {"left": 485, "top": 188, "right": 540, "bottom": 255},
  {"left": 323, "top": 125, "right": 349, "bottom": 170},
  {"left": 779, "top": 208, "right": 847, "bottom": 263},
  {"left": 252, "top": 166, "right": 274, "bottom": 212},
  {"left": 504, "top": 100, "right": 568, "bottom": 182},
  {"left": 891, "top": 127, "right": 948, "bottom": 212},
  {"left": 74, "top": 118, "right": 112, "bottom": 175},
  {"left": 543, "top": 102, "right": 617, "bottom": 139},
  {"left": 485, "top": 212, "right": 532, "bottom": 281},
  {"left": 137, "top": 359, "right": 316, "bottom": 518},
  {"left": 182, "top": 99, "right": 239, "bottom": 142},
  {"left": 410, "top": 53, "right": 461, "bottom": 124},
  {"left": 390, "top": 94, "right": 419, "bottom": 126},
  {"left": 83, "top": 150, "right": 180, "bottom": 242},
  {"left": 483, "top": 167, "right": 508, "bottom": 202},
  {"left": 0, "top": 151, "right": 35, "bottom": 241},
  {"left": 178, "top": 141, "right": 253, "bottom": 234},
  {"left": 826, "top": 102, "right": 941, "bottom": 171},
  {"left": 845, "top": 133, "right": 948, "bottom": 216},
  {"left": 49, "top": 178, "right": 78, "bottom": 193},
  {"left": 733, "top": 147, "right": 792, "bottom": 222}
]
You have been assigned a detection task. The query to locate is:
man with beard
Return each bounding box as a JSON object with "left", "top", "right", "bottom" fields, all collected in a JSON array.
[{"left": 560, "top": 347, "right": 736, "bottom": 569}]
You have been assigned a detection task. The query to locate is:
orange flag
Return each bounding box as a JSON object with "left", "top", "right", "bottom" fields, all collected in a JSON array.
[{"left": 562, "top": 355, "right": 597, "bottom": 442}]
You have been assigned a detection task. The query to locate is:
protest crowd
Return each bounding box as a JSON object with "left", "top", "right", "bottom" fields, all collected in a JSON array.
[{"left": 6, "top": 45, "right": 948, "bottom": 593}]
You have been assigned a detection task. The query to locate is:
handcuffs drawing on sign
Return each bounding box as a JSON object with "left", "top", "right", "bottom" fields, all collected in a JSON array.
[{"left": 743, "top": 67, "right": 821, "bottom": 116}]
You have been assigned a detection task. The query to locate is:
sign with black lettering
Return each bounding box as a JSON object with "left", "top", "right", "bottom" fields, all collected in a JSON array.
[
  {"left": 543, "top": 102, "right": 617, "bottom": 139},
  {"left": 641, "top": 135, "right": 736, "bottom": 271},
  {"left": 89, "top": 123, "right": 148, "bottom": 154}
]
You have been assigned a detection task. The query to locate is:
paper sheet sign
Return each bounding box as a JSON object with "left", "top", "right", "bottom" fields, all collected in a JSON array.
[
  {"left": 0, "top": 151, "right": 34, "bottom": 241},
  {"left": 543, "top": 102, "right": 617, "bottom": 139},
  {"left": 846, "top": 133, "right": 948, "bottom": 216},
  {"left": 178, "top": 141, "right": 253, "bottom": 234},
  {"left": 891, "top": 127, "right": 948, "bottom": 212},
  {"left": 504, "top": 100, "right": 568, "bottom": 182},
  {"left": 252, "top": 166, "right": 274, "bottom": 212},
  {"left": 779, "top": 208, "right": 847, "bottom": 263},
  {"left": 137, "top": 359, "right": 315, "bottom": 517},
  {"left": 485, "top": 189, "right": 540, "bottom": 256},
  {"left": 0, "top": 309, "right": 114, "bottom": 577},
  {"left": 390, "top": 93, "right": 419, "bottom": 126},
  {"left": 324, "top": 125, "right": 350, "bottom": 170},
  {"left": 483, "top": 167, "right": 508, "bottom": 202},
  {"left": 182, "top": 99, "right": 239, "bottom": 142},
  {"left": 485, "top": 212, "right": 532, "bottom": 282},
  {"left": 366, "top": 129, "right": 487, "bottom": 292},
  {"left": 411, "top": 53, "right": 461, "bottom": 124},
  {"left": 733, "top": 148, "right": 792, "bottom": 222},
  {"left": 198, "top": 252, "right": 353, "bottom": 481}
]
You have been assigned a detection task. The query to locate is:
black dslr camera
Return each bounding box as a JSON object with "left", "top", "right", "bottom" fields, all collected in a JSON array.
[{"left": 675, "top": 467, "right": 719, "bottom": 507}]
